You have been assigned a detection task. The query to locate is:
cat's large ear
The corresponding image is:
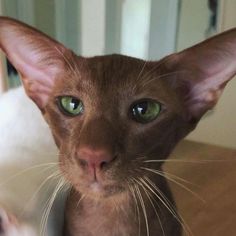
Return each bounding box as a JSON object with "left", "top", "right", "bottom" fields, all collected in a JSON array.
[
  {"left": 0, "top": 17, "right": 72, "bottom": 110},
  {"left": 162, "top": 29, "right": 236, "bottom": 121}
]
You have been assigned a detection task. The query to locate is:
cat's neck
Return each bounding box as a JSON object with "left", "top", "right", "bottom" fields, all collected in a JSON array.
[
  {"left": 65, "top": 189, "right": 136, "bottom": 236},
  {"left": 64, "top": 176, "right": 181, "bottom": 236}
]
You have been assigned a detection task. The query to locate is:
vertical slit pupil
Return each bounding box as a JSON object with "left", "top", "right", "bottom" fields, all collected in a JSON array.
[
  {"left": 138, "top": 102, "right": 148, "bottom": 114},
  {"left": 71, "top": 98, "right": 79, "bottom": 110}
]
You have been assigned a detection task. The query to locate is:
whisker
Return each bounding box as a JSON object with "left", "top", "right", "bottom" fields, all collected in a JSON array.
[
  {"left": 137, "top": 177, "right": 166, "bottom": 236},
  {"left": 142, "top": 165, "right": 197, "bottom": 187},
  {"left": 143, "top": 176, "right": 193, "bottom": 236},
  {"left": 136, "top": 61, "right": 148, "bottom": 81},
  {"left": 144, "top": 158, "right": 236, "bottom": 164},
  {"left": 40, "top": 177, "right": 67, "bottom": 236},
  {"left": 139, "top": 56, "right": 172, "bottom": 83},
  {"left": 141, "top": 177, "right": 177, "bottom": 219},
  {"left": 54, "top": 46, "right": 81, "bottom": 79},
  {"left": 157, "top": 169, "right": 199, "bottom": 188},
  {"left": 133, "top": 61, "right": 148, "bottom": 92},
  {"left": 129, "top": 183, "right": 141, "bottom": 236},
  {"left": 141, "top": 71, "right": 186, "bottom": 89},
  {"left": 133, "top": 178, "right": 150, "bottom": 236},
  {"left": 142, "top": 167, "right": 204, "bottom": 203},
  {"left": 127, "top": 184, "right": 136, "bottom": 217},
  {"left": 76, "top": 194, "right": 86, "bottom": 209},
  {"left": 112, "top": 198, "right": 120, "bottom": 214},
  {"left": 0, "top": 162, "right": 59, "bottom": 187},
  {"left": 21, "top": 170, "right": 62, "bottom": 215},
  {"left": 132, "top": 56, "right": 178, "bottom": 93}
]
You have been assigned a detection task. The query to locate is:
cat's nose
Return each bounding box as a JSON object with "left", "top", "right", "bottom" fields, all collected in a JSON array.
[{"left": 77, "top": 147, "right": 115, "bottom": 171}]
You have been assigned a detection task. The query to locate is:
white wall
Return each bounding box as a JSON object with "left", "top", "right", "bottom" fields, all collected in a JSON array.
[
  {"left": 0, "top": 0, "right": 7, "bottom": 93},
  {"left": 176, "top": 0, "right": 210, "bottom": 51},
  {"left": 120, "top": 0, "right": 151, "bottom": 59},
  {"left": 81, "top": 0, "right": 106, "bottom": 56},
  {"left": 148, "top": 0, "right": 179, "bottom": 60},
  {"left": 186, "top": 0, "right": 236, "bottom": 149}
]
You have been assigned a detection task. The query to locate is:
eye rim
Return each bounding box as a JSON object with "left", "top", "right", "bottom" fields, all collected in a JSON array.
[
  {"left": 56, "top": 96, "right": 84, "bottom": 117},
  {"left": 130, "top": 98, "right": 162, "bottom": 124}
]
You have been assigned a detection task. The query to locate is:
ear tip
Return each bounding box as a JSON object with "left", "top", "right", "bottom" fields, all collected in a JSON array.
[
  {"left": 0, "top": 16, "right": 31, "bottom": 24},
  {"left": 0, "top": 16, "right": 23, "bottom": 39},
  {"left": 0, "top": 16, "right": 19, "bottom": 27}
]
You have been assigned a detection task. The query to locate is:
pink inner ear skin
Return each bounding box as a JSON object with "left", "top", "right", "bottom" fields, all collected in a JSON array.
[
  {"left": 167, "top": 28, "right": 236, "bottom": 120},
  {"left": 21, "top": 77, "right": 54, "bottom": 109},
  {"left": 2, "top": 46, "right": 60, "bottom": 109},
  {"left": 186, "top": 67, "right": 234, "bottom": 119},
  {"left": 0, "top": 17, "right": 67, "bottom": 110}
]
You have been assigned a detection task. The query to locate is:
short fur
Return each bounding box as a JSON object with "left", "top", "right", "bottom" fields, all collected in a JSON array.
[{"left": 0, "top": 17, "right": 235, "bottom": 236}]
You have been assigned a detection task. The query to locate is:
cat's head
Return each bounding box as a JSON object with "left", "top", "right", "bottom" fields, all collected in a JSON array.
[{"left": 0, "top": 17, "right": 235, "bottom": 199}]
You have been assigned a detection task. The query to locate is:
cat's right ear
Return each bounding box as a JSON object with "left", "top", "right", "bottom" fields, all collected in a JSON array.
[
  {"left": 161, "top": 28, "right": 236, "bottom": 121},
  {"left": 0, "top": 17, "right": 72, "bottom": 110}
]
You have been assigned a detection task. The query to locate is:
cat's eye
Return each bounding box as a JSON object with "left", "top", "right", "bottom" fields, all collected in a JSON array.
[
  {"left": 58, "top": 96, "right": 84, "bottom": 116},
  {"left": 131, "top": 100, "right": 161, "bottom": 123}
]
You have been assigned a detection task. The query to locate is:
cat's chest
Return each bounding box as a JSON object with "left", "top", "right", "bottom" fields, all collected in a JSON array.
[
  {"left": 75, "top": 212, "right": 136, "bottom": 236},
  {"left": 66, "top": 195, "right": 138, "bottom": 236}
]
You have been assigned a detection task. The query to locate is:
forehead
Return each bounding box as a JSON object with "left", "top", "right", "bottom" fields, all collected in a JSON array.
[{"left": 55, "top": 54, "right": 172, "bottom": 103}]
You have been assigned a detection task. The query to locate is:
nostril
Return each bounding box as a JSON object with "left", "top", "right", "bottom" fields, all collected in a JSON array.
[
  {"left": 78, "top": 158, "right": 88, "bottom": 168},
  {"left": 100, "top": 160, "right": 109, "bottom": 170},
  {"left": 100, "top": 155, "right": 117, "bottom": 169},
  {"left": 77, "top": 147, "right": 118, "bottom": 171}
]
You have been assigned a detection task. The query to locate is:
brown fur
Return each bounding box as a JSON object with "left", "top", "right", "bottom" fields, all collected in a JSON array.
[{"left": 0, "top": 17, "right": 235, "bottom": 236}]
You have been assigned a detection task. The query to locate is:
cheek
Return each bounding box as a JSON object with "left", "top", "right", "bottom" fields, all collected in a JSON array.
[
  {"left": 59, "top": 148, "right": 85, "bottom": 187},
  {"left": 44, "top": 108, "right": 84, "bottom": 147},
  {"left": 127, "top": 115, "right": 184, "bottom": 158}
]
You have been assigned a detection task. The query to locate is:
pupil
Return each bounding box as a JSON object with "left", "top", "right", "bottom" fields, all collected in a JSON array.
[
  {"left": 71, "top": 98, "right": 79, "bottom": 110},
  {"left": 138, "top": 102, "right": 148, "bottom": 114}
]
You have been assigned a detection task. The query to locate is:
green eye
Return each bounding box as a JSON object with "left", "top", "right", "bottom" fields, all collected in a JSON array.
[
  {"left": 58, "top": 96, "right": 84, "bottom": 116},
  {"left": 131, "top": 100, "right": 161, "bottom": 123}
]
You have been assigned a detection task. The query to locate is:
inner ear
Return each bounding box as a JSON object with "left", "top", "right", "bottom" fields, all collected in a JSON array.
[
  {"left": 160, "top": 28, "right": 236, "bottom": 120},
  {"left": 0, "top": 17, "right": 74, "bottom": 109}
]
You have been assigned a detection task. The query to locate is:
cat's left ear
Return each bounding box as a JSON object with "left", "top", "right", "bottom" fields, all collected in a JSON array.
[
  {"left": 0, "top": 17, "right": 72, "bottom": 110},
  {"left": 162, "top": 29, "right": 236, "bottom": 120}
]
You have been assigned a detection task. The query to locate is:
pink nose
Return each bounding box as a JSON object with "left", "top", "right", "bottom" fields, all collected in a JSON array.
[{"left": 77, "top": 147, "right": 115, "bottom": 171}]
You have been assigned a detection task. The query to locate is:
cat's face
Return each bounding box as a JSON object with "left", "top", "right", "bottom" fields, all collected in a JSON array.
[
  {"left": 0, "top": 17, "right": 235, "bottom": 199},
  {"left": 43, "top": 54, "right": 193, "bottom": 198}
]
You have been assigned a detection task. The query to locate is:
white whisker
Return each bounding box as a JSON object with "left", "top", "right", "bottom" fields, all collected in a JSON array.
[
  {"left": 139, "top": 177, "right": 166, "bottom": 236},
  {"left": 142, "top": 167, "right": 204, "bottom": 203},
  {"left": 133, "top": 179, "right": 150, "bottom": 236},
  {"left": 144, "top": 159, "right": 235, "bottom": 164},
  {"left": 143, "top": 70, "right": 186, "bottom": 88},
  {"left": 128, "top": 183, "right": 141, "bottom": 236},
  {"left": 76, "top": 194, "right": 86, "bottom": 209},
  {"left": 0, "top": 162, "right": 59, "bottom": 187},
  {"left": 40, "top": 177, "right": 67, "bottom": 236},
  {"left": 54, "top": 45, "right": 81, "bottom": 79},
  {"left": 21, "top": 170, "right": 62, "bottom": 216},
  {"left": 144, "top": 176, "right": 193, "bottom": 236}
]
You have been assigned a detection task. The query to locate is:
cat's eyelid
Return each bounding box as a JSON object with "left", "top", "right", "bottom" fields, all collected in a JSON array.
[
  {"left": 54, "top": 94, "right": 81, "bottom": 100},
  {"left": 131, "top": 93, "right": 167, "bottom": 105},
  {"left": 130, "top": 97, "right": 164, "bottom": 108}
]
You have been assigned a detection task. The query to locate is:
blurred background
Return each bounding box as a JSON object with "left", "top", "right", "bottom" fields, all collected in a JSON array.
[{"left": 0, "top": 0, "right": 235, "bottom": 149}]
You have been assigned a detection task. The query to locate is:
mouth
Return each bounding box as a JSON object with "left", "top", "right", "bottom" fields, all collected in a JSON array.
[
  {"left": 80, "top": 180, "right": 126, "bottom": 198},
  {"left": 61, "top": 161, "right": 127, "bottom": 198}
]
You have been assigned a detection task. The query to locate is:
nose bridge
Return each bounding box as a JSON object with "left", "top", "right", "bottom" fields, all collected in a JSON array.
[{"left": 78, "top": 117, "right": 116, "bottom": 152}]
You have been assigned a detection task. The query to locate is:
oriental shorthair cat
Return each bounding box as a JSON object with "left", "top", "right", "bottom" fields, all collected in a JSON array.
[{"left": 0, "top": 17, "right": 235, "bottom": 236}]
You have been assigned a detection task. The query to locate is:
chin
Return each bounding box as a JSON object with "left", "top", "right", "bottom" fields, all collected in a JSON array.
[{"left": 75, "top": 181, "right": 127, "bottom": 200}]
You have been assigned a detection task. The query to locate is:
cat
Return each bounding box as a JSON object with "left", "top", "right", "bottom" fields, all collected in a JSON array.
[
  {"left": 0, "top": 16, "right": 235, "bottom": 236},
  {"left": 0, "top": 87, "right": 63, "bottom": 236}
]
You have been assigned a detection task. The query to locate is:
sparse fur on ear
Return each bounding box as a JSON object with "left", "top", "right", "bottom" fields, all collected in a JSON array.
[
  {"left": 161, "top": 28, "right": 236, "bottom": 120},
  {"left": 0, "top": 17, "right": 72, "bottom": 109}
]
